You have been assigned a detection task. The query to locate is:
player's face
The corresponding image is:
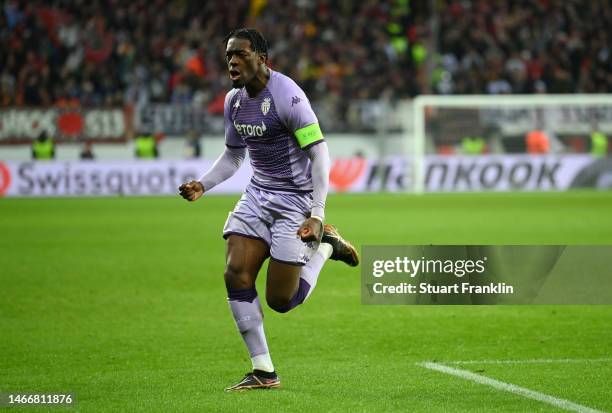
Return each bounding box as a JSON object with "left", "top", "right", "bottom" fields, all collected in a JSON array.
[{"left": 226, "top": 38, "right": 261, "bottom": 88}]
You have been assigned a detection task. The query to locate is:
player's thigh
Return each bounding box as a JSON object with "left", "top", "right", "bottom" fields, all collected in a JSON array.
[
  {"left": 266, "top": 259, "right": 302, "bottom": 301},
  {"left": 224, "top": 235, "right": 269, "bottom": 290}
]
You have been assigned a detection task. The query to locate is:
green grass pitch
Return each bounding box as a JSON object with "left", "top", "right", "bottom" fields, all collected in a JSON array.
[{"left": 1, "top": 191, "right": 611, "bottom": 412}]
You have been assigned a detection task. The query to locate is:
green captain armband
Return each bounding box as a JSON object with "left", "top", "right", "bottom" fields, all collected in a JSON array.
[{"left": 294, "top": 123, "right": 323, "bottom": 148}]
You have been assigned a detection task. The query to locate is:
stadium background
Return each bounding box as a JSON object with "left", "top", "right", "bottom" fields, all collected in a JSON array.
[{"left": 1, "top": 0, "right": 611, "bottom": 412}]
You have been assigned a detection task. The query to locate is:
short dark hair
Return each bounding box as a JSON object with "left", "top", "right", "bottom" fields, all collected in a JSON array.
[{"left": 223, "top": 28, "right": 268, "bottom": 59}]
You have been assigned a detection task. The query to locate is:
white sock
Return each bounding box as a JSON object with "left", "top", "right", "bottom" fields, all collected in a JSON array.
[
  {"left": 318, "top": 243, "right": 333, "bottom": 260},
  {"left": 301, "top": 243, "right": 333, "bottom": 300},
  {"left": 252, "top": 353, "right": 275, "bottom": 373}
]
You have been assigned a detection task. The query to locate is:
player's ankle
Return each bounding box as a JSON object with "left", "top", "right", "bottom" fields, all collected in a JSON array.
[{"left": 251, "top": 353, "right": 274, "bottom": 373}]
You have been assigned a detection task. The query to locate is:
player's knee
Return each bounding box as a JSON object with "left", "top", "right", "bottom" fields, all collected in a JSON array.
[
  {"left": 266, "top": 292, "right": 293, "bottom": 313},
  {"left": 267, "top": 299, "right": 291, "bottom": 313},
  {"left": 224, "top": 264, "right": 254, "bottom": 291}
]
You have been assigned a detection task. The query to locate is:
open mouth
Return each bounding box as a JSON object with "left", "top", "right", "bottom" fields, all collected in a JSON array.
[{"left": 229, "top": 69, "right": 241, "bottom": 81}]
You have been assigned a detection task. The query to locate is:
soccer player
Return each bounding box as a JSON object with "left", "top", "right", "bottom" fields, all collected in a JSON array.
[{"left": 179, "top": 28, "right": 359, "bottom": 391}]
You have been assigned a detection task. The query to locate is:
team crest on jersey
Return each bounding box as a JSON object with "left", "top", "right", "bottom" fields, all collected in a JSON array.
[
  {"left": 234, "top": 98, "right": 240, "bottom": 109},
  {"left": 261, "top": 97, "right": 271, "bottom": 115}
]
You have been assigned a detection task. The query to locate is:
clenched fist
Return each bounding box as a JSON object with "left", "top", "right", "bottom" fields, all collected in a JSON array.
[
  {"left": 297, "top": 217, "right": 323, "bottom": 243},
  {"left": 178, "top": 180, "right": 204, "bottom": 202}
]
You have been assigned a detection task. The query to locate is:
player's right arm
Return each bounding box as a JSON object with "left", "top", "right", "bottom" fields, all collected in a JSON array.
[
  {"left": 179, "top": 146, "right": 246, "bottom": 201},
  {"left": 179, "top": 90, "right": 246, "bottom": 202}
]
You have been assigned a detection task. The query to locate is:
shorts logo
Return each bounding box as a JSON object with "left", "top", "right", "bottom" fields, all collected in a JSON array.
[
  {"left": 234, "top": 120, "right": 267, "bottom": 137},
  {"left": 261, "top": 97, "right": 271, "bottom": 115}
]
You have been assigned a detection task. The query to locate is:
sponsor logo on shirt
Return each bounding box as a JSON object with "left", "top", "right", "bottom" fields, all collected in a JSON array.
[
  {"left": 234, "top": 120, "right": 267, "bottom": 137},
  {"left": 261, "top": 97, "right": 271, "bottom": 115}
]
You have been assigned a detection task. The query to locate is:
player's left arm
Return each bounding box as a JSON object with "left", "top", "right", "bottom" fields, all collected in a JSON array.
[
  {"left": 274, "top": 78, "right": 329, "bottom": 242},
  {"left": 298, "top": 140, "right": 330, "bottom": 242}
]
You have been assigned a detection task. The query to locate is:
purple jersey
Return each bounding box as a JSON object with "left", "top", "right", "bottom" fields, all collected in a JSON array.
[{"left": 224, "top": 70, "right": 324, "bottom": 193}]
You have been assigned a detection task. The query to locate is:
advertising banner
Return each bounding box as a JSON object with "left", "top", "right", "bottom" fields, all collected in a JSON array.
[
  {"left": 0, "top": 107, "right": 130, "bottom": 143},
  {"left": 0, "top": 155, "right": 610, "bottom": 197},
  {"left": 328, "top": 155, "right": 610, "bottom": 192},
  {"left": 478, "top": 106, "right": 612, "bottom": 135},
  {"left": 133, "top": 104, "right": 223, "bottom": 135},
  {"left": 423, "top": 155, "right": 597, "bottom": 192},
  {"left": 0, "top": 160, "right": 250, "bottom": 197}
]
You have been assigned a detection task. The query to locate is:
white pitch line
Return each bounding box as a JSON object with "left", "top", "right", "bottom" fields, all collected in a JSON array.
[
  {"left": 418, "top": 362, "right": 605, "bottom": 413},
  {"left": 444, "top": 357, "right": 612, "bottom": 365}
]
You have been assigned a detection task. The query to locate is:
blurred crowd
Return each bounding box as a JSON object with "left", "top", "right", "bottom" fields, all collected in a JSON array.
[
  {"left": 436, "top": 0, "right": 612, "bottom": 94},
  {"left": 1, "top": 0, "right": 611, "bottom": 120}
]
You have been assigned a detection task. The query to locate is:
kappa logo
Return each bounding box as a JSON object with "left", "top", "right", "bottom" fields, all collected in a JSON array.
[
  {"left": 234, "top": 120, "right": 267, "bottom": 137},
  {"left": 234, "top": 99, "right": 241, "bottom": 109},
  {"left": 261, "top": 97, "right": 271, "bottom": 115},
  {"left": 291, "top": 96, "right": 301, "bottom": 106}
]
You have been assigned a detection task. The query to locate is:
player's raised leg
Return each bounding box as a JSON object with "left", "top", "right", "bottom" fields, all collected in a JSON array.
[
  {"left": 263, "top": 213, "right": 331, "bottom": 313},
  {"left": 265, "top": 224, "right": 358, "bottom": 313},
  {"left": 224, "top": 235, "right": 280, "bottom": 391},
  {"left": 265, "top": 243, "right": 331, "bottom": 313}
]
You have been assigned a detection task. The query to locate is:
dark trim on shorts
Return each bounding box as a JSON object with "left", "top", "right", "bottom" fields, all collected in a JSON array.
[
  {"left": 302, "top": 139, "right": 325, "bottom": 151},
  {"left": 226, "top": 144, "right": 247, "bottom": 149},
  {"left": 223, "top": 231, "right": 270, "bottom": 247},
  {"left": 250, "top": 179, "right": 313, "bottom": 194},
  {"left": 270, "top": 256, "right": 306, "bottom": 267}
]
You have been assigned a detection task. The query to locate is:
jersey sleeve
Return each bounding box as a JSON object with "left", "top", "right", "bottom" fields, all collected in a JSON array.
[
  {"left": 275, "top": 77, "right": 324, "bottom": 149},
  {"left": 224, "top": 90, "right": 246, "bottom": 148}
]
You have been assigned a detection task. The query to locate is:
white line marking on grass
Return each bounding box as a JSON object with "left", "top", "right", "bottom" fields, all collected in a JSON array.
[
  {"left": 418, "top": 362, "right": 605, "bottom": 413},
  {"left": 444, "top": 357, "right": 612, "bottom": 365}
]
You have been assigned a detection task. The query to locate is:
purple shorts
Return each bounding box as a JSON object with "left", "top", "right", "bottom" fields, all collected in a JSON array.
[{"left": 223, "top": 184, "right": 319, "bottom": 266}]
